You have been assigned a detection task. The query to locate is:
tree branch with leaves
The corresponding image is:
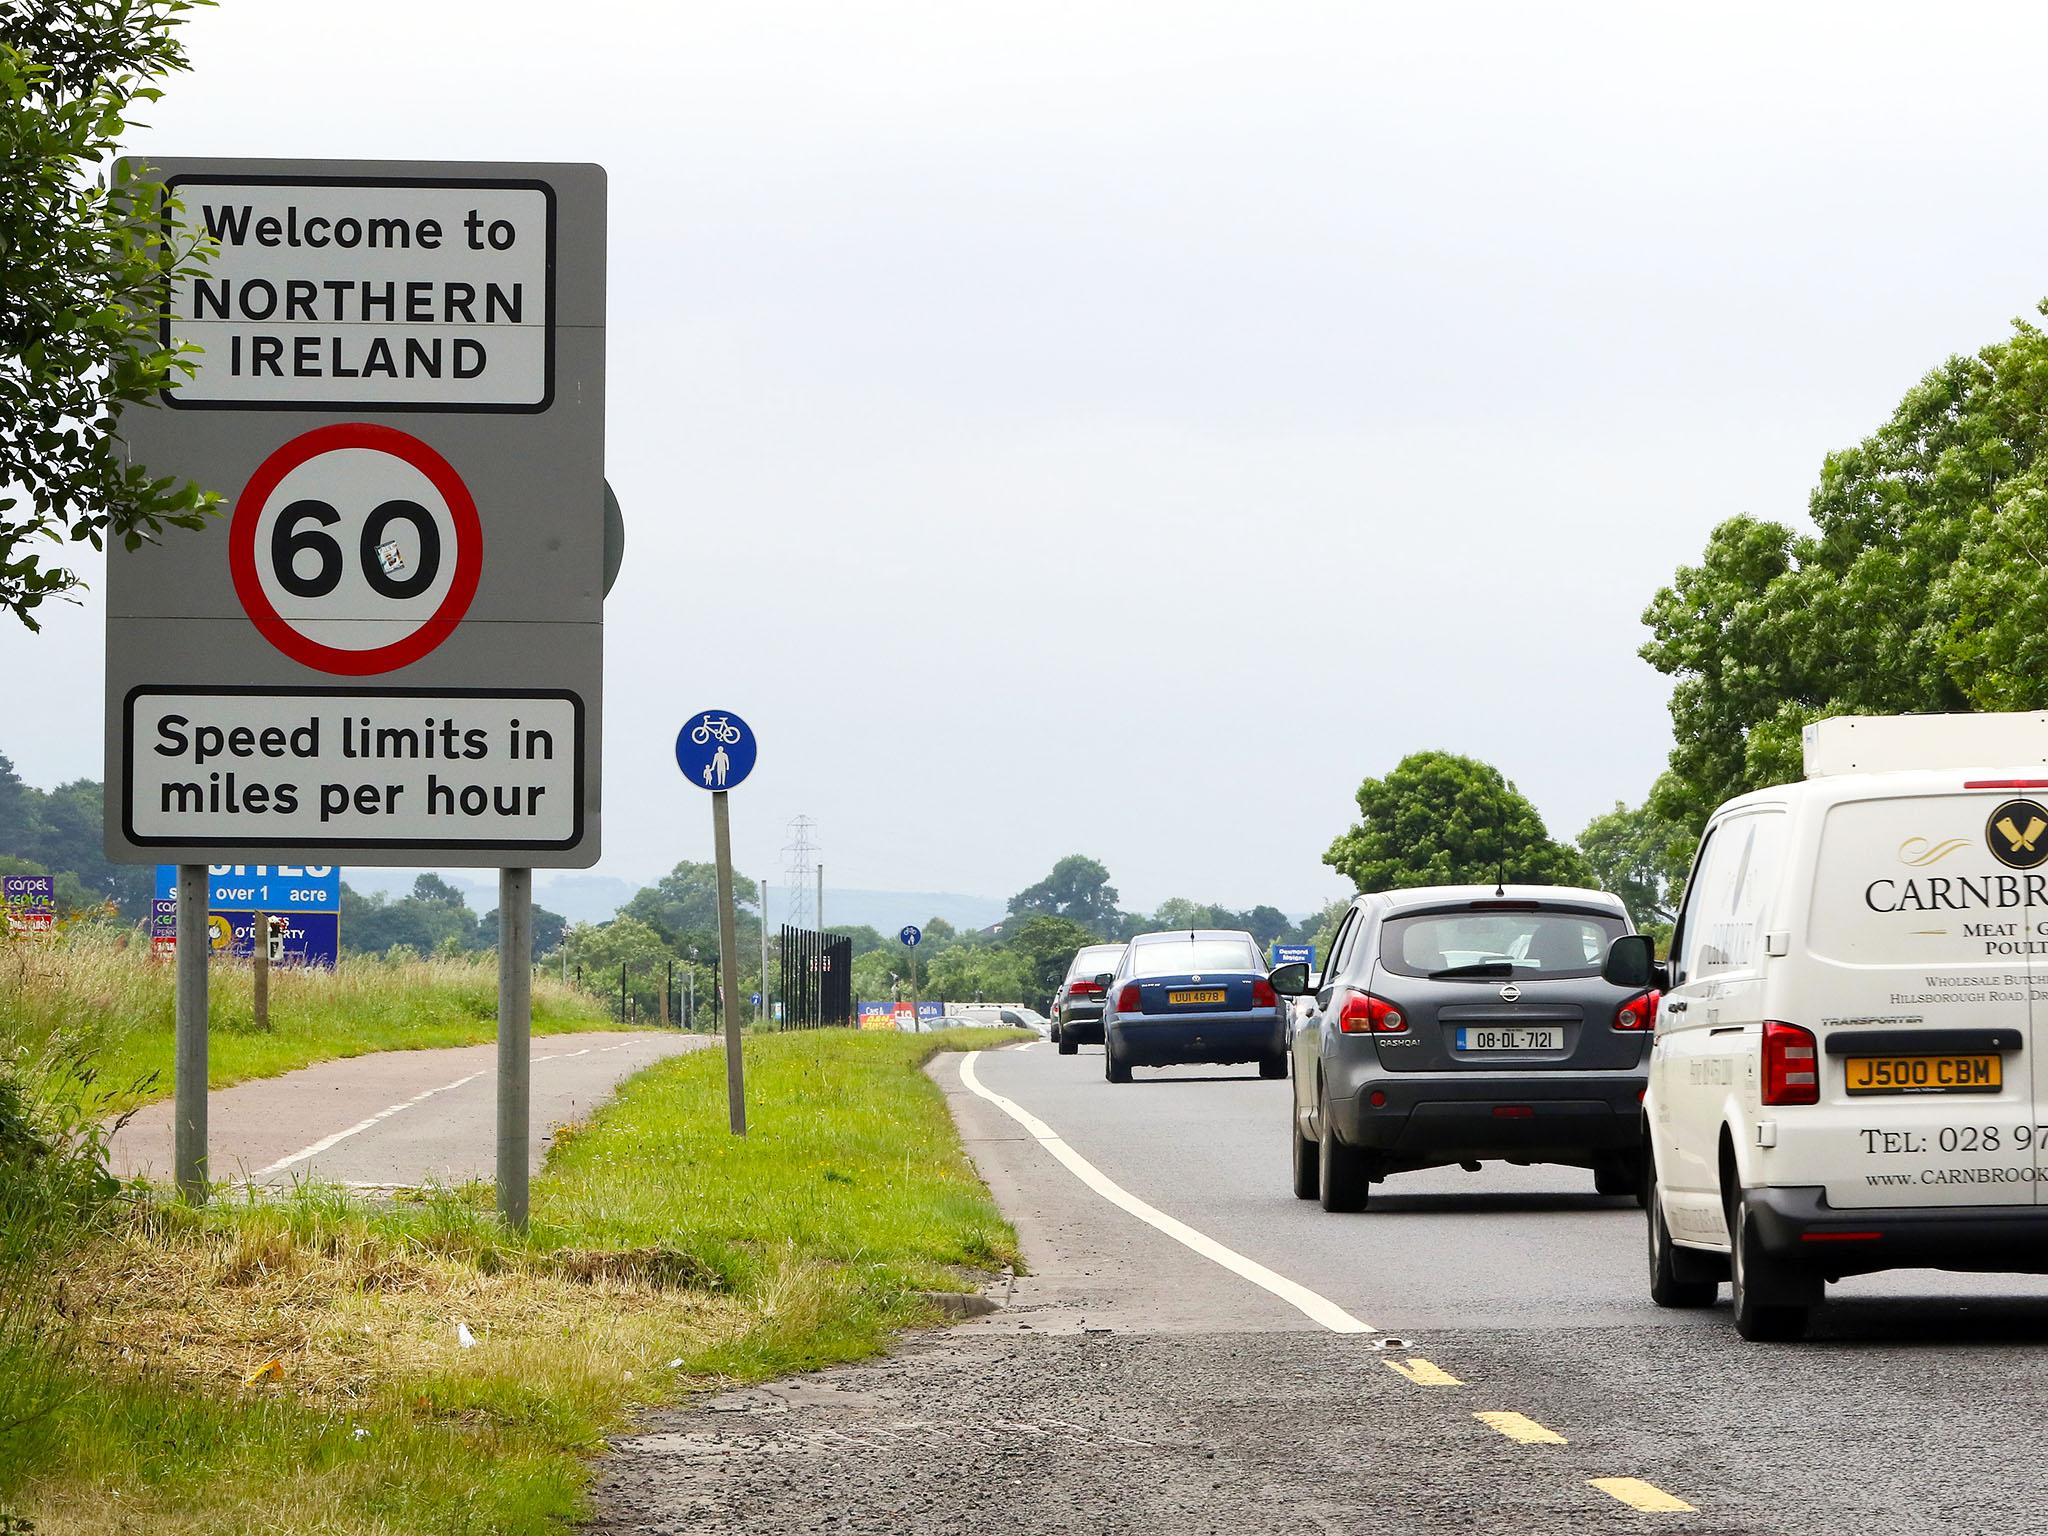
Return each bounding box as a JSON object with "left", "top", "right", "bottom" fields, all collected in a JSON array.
[{"left": 2, "top": 0, "right": 219, "bottom": 630}]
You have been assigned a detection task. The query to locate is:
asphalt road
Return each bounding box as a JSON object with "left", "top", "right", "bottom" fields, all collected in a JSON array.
[
  {"left": 594, "top": 1040, "right": 2048, "bottom": 1534},
  {"left": 109, "top": 1029, "right": 707, "bottom": 1189}
]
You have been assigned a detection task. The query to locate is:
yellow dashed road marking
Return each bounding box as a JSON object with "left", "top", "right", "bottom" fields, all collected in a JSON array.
[
  {"left": 1589, "top": 1477, "right": 1696, "bottom": 1512},
  {"left": 1383, "top": 1356, "right": 1462, "bottom": 1386},
  {"left": 1475, "top": 1411, "right": 1566, "bottom": 1445}
]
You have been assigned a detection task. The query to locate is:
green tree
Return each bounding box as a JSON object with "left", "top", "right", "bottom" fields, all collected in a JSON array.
[
  {"left": 479, "top": 902, "right": 569, "bottom": 957},
  {"left": 1008, "top": 854, "right": 1120, "bottom": 932},
  {"left": 1005, "top": 914, "right": 1100, "bottom": 1001},
  {"left": 1283, "top": 898, "right": 1351, "bottom": 951},
  {"left": 923, "top": 943, "right": 1033, "bottom": 1005},
  {"left": 1575, "top": 797, "right": 1692, "bottom": 928},
  {"left": 341, "top": 882, "right": 482, "bottom": 955},
  {"left": 620, "top": 861, "right": 760, "bottom": 949},
  {"left": 2, "top": 2, "right": 221, "bottom": 628},
  {"left": 559, "top": 916, "right": 672, "bottom": 1020},
  {"left": 1324, "top": 750, "right": 1591, "bottom": 892},
  {"left": 1642, "top": 305, "right": 2048, "bottom": 828}
]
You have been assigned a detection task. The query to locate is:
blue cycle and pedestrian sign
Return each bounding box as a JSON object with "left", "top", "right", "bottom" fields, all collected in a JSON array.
[
  {"left": 900, "top": 925, "right": 922, "bottom": 947},
  {"left": 675, "top": 710, "right": 757, "bottom": 792}
]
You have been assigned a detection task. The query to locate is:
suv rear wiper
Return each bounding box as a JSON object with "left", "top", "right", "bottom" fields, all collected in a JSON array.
[{"left": 1426, "top": 961, "right": 1517, "bottom": 979}]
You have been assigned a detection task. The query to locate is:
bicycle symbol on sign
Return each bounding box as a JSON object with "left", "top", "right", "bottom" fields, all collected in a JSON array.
[{"left": 690, "top": 714, "right": 744, "bottom": 747}]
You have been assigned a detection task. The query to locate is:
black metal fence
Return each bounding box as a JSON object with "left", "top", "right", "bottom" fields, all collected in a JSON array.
[{"left": 779, "top": 924, "right": 852, "bottom": 1028}]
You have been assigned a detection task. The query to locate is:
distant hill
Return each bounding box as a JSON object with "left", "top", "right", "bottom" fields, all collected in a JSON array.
[{"left": 338, "top": 869, "right": 1007, "bottom": 934}]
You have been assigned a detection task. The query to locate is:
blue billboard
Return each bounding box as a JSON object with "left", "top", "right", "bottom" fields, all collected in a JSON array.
[
  {"left": 1271, "top": 943, "right": 1316, "bottom": 968},
  {"left": 153, "top": 864, "right": 341, "bottom": 967}
]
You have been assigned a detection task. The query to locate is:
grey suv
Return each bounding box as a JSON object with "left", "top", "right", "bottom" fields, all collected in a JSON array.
[
  {"left": 1274, "top": 885, "right": 1651, "bottom": 1212},
  {"left": 1053, "top": 943, "right": 1128, "bottom": 1054}
]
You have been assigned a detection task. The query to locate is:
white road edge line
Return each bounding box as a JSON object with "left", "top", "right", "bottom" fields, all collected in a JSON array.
[
  {"left": 252, "top": 1040, "right": 634, "bottom": 1178},
  {"left": 958, "top": 1051, "right": 1376, "bottom": 1335},
  {"left": 254, "top": 1069, "right": 489, "bottom": 1177}
]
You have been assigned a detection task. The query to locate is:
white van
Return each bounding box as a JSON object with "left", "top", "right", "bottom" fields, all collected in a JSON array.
[{"left": 1616, "top": 711, "right": 2048, "bottom": 1340}]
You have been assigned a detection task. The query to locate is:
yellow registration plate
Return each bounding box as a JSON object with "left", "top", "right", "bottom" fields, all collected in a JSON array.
[
  {"left": 1845, "top": 1054, "right": 2001, "bottom": 1096},
  {"left": 1168, "top": 989, "right": 1226, "bottom": 1005}
]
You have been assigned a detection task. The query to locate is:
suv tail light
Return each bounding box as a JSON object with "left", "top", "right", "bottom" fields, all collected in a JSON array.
[
  {"left": 1116, "top": 983, "right": 1141, "bottom": 1012},
  {"left": 1762, "top": 1020, "right": 1819, "bottom": 1105},
  {"left": 1613, "top": 990, "right": 1659, "bottom": 1031},
  {"left": 1337, "top": 991, "right": 1407, "bottom": 1033},
  {"left": 1069, "top": 979, "right": 1103, "bottom": 999},
  {"left": 1252, "top": 978, "right": 1278, "bottom": 1008}
]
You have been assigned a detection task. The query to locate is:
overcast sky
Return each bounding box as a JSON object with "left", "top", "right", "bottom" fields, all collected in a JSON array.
[{"left": 7, "top": 2, "right": 2048, "bottom": 917}]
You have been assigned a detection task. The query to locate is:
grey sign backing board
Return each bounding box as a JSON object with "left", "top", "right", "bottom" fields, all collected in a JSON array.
[{"left": 105, "top": 159, "right": 606, "bottom": 868}]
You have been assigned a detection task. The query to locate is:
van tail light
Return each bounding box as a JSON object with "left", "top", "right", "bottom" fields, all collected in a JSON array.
[
  {"left": 1070, "top": 979, "right": 1103, "bottom": 999},
  {"left": 1252, "top": 978, "right": 1278, "bottom": 1008},
  {"left": 1613, "top": 990, "right": 1660, "bottom": 1031},
  {"left": 1337, "top": 991, "right": 1407, "bottom": 1033},
  {"left": 1762, "top": 1020, "right": 1819, "bottom": 1106},
  {"left": 1116, "top": 983, "right": 1141, "bottom": 1012}
]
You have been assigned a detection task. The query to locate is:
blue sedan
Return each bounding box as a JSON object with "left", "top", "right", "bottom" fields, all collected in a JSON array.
[{"left": 1098, "top": 930, "right": 1288, "bottom": 1083}]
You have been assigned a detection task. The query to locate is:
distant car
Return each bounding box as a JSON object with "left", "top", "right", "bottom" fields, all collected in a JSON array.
[
  {"left": 1053, "top": 943, "right": 1129, "bottom": 1055},
  {"left": 1278, "top": 885, "right": 1647, "bottom": 1213},
  {"left": 1098, "top": 930, "right": 1287, "bottom": 1083},
  {"left": 943, "top": 1003, "right": 1044, "bottom": 1032}
]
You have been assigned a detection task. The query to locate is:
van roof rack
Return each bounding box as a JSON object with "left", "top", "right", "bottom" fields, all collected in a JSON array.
[{"left": 1803, "top": 712, "right": 2048, "bottom": 777}]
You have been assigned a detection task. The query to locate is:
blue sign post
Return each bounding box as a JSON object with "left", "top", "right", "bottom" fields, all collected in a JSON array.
[
  {"left": 899, "top": 924, "right": 921, "bottom": 947},
  {"left": 675, "top": 709, "right": 758, "bottom": 1136}
]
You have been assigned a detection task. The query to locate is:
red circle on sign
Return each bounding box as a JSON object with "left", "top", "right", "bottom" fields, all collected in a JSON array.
[{"left": 228, "top": 422, "right": 483, "bottom": 676}]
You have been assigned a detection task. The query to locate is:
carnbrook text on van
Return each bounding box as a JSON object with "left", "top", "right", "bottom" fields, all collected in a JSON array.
[{"left": 1864, "top": 874, "right": 2048, "bottom": 911}]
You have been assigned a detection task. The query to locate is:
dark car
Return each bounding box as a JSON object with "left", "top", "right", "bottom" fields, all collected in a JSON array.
[
  {"left": 1099, "top": 930, "right": 1287, "bottom": 1082},
  {"left": 1278, "top": 885, "right": 1649, "bottom": 1212},
  {"left": 1053, "top": 942, "right": 1128, "bottom": 1054}
]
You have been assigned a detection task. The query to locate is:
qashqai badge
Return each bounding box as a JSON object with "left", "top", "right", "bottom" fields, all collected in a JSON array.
[{"left": 1986, "top": 798, "right": 2048, "bottom": 870}]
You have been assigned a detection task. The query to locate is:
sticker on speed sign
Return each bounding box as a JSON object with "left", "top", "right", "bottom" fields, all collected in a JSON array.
[{"left": 228, "top": 422, "right": 483, "bottom": 674}]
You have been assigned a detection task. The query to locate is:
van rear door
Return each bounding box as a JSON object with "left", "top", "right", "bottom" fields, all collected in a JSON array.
[{"left": 1798, "top": 788, "right": 2039, "bottom": 1210}]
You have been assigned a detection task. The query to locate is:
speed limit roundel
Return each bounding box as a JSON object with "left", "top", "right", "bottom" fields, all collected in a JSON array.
[{"left": 228, "top": 423, "right": 483, "bottom": 675}]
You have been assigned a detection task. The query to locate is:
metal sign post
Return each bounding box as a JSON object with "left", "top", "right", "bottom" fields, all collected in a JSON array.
[
  {"left": 174, "top": 863, "right": 209, "bottom": 1199},
  {"left": 106, "top": 159, "right": 608, "bottom": 1222},
  {"left": 496, "top": 869, "right": 532, "bottom": 1227},
  {"left": 676, "top": 710, "right": 758, "bottom": 1134},
  {"left": 900, "top": 925, "right": 921, "bottom": 1034}
]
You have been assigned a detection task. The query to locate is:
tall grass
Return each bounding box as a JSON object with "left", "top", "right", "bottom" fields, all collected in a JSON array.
[
  {"left": 6, "top": 1029, "right": 1023, "bottom": 1533},
  {"left": 0, "top": 926, "right": 615, "bottom": 1113},
  {"left": 0, "top": 1021, "right": 127, "bottom": 1495}
]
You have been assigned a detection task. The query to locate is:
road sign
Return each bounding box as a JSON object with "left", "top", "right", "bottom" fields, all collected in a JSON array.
[
  {"left": 156, "top": 863, "right": 341, "bottom": 913},
  {"left": 675, "top": 711, "right": 757, "bottom": 791},
  {"left": 900, "top": 924, "right": 921, "bottom": 947},
  {"left": 229, "top": 422, "right": 483, "bottom": 673},
  {"left": 915, "top": 1001, "right": 943, "bottom": 1023},
  {"left": 152, "top": 863, "right": 342, "bottom": 966},
  {"left": 104, "top": 159, "right": 607, "bottom": 870},
  {"left": 749, "top": 990, "right": 762, "bottom": 1009},
  {"left": 1272, "top": 943, "right": 1316, "bottom": 968},
  {"left": 2, "top": 875, "right": 55, "bottom": 935}
]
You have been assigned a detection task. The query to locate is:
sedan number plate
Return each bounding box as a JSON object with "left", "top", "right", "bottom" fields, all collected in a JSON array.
[
  {"left": 1168, "top": 989, "right": 1226, "bottom": 1005},
  {"left": 1456, "top": 1027, "right": 1563, "bottom": 1051},
  {"left": 1845, "top": 1053, "right": 2001, "bottom": 1095}
]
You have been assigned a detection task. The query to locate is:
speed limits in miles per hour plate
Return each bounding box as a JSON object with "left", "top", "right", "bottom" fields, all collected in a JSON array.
[{"left": 228, "top": 421, "right": 483, "bottom": 675}]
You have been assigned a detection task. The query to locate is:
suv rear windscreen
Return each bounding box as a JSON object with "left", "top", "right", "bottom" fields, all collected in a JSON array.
[
  {"left": 1131, "top": 939, "right": 1261, "bottom": 978},
  {"left": 1379, "top": 907, "right": 1623, "bottom": 979},
  {"left": 1067, "top": 947, "right": 1125, "bottom": 977}
]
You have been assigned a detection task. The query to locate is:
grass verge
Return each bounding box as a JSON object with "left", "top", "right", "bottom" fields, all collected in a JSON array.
[
  {"left": 0, "top": 928, "right": 617, "bottom": 1113},
  {"left": 6, "top": 1028, "right": 1021, "bottom": 1535}
]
